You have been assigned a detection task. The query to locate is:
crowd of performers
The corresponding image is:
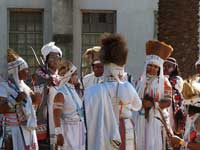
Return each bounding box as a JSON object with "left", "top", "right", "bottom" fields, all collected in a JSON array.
[{"left": 0, "top": 33, "right": 200, "bottom": 150}]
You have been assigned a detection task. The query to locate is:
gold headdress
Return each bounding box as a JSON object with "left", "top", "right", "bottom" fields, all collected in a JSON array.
[
  {"left": 182, "top": 79, "right": 200, "bottom": 107},
  {"left": 146, "top": 40, "right": 173, "bottom": 60},
  {"left": 83, "top": 46, "right": 101, "bottom": 64}
]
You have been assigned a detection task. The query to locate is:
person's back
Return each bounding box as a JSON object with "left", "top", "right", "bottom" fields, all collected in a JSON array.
[{"left": 84, "top": 33, "right": 141, "bottom": 150}]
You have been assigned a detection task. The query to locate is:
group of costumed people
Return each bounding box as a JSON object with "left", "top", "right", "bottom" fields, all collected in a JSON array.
[{"left": 0, "top": 32, "right": 200, "bottom": 150}]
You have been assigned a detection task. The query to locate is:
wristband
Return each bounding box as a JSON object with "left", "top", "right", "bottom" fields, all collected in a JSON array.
[
  {"left": 55, "top": 127, "right": 62, "bottom": 135},
  {"left": 179, "top": 139, "right": 184, "bottom": 145}
]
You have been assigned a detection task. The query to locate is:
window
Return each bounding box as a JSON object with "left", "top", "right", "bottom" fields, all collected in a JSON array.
[
  {"left": 9, "top": 9, "right": 43, "bottom": 73},
  {"left": 82, "top": 11, "right": 116, "bottom": 75}
]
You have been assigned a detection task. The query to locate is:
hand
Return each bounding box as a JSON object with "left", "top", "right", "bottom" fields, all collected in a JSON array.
[
  {"left": 169, "top": 135, "right": 184, "bottom": 147},
  {"left": 143, "top": 99, "right": 153, "bottom": 109},
  {"left": 159, "top": 100, "right": 171, "bottom": 109},
  {"left": 47, "top": 77, "right": 55, "bottom": 86},
  {"left": 56, "top": 134, "right": 64, "bottom": 146},
  {"left": 16, "top": 92, "right": 26, "bottom": 103}
]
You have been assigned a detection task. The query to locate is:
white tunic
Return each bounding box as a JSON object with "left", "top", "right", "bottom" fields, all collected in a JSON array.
[
  {"left": 83, "top": 72, "right": 103, "bottom": 89},
  {"left": 57, "top": 83, "right": 85, "bottom": 150},
  {"left": 84, "top": 80, "right": 142, "bottom": 150}
]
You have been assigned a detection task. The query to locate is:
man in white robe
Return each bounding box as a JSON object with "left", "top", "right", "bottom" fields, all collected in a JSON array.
[{"left": 84, "top": 33, "right": 142, "bottom": 150}]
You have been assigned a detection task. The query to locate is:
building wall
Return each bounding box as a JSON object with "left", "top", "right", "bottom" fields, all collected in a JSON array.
[
  {"left": 0, "top": 0, "right": 52, "bottom": 78},
  {"left": 74, "top": 0, "right": 159, "bottom": 79},
  {"left": 52, "top": 0, "right": 73, "bottom": 61}
]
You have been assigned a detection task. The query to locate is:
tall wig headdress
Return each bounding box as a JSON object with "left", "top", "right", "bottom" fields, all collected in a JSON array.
[{"left": 99, "top": 33, "right": 128, "bottom": 82}]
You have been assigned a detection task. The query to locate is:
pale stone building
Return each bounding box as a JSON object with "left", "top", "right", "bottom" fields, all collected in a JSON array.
[{"left": 0, "top": 0, "right": 159, "bottom": 79}]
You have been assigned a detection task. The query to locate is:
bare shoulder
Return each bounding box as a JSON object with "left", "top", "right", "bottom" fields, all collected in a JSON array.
[{"left": 54, "top": 92, "right": 64, "bottom": 103}]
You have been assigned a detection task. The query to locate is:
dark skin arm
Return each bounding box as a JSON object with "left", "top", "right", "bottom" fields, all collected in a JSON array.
[
  {"left": 54, "top": 93, "right": 64, "bottom": 146},
  {"left": 0, "top": 97, "right": 12, "bottom": 113},
  {"left": 142, "top": 97, "right": 171, "bottom": 109},
  {"left": 31, "top": 92, "right": 42, "bottom": 109}
]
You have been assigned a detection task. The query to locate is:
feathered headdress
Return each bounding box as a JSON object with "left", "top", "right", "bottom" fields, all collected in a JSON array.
[{"left": 83, "top": 46, "right": 101, "bottom": 64}]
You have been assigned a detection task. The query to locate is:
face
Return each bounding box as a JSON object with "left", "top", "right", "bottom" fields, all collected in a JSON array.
[
  {"left": 163, "top": 61, "right": 176, "bottom": 75},
  {"left": 92, "top": 63, "right": 104, "bottom": 77},
  {"left": 146, "top": 63, "right": 159, "bottom": 76},
  {"left": 58, "top": 66, "right": 68, "bottom": 76},
  {"left": 196, "top": 64, "right": 200, "bottom": 74},
  {"left": 18, "top": 68, "right": 29, "bottom": 80},
  {"left": 47, "top": 52, "right": 61, "bottom": 71},
  {"left": 69, "top": 71, "right": 78, "bottom": 85}
]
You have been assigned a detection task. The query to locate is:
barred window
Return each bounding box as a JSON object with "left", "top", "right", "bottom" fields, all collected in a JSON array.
[
  {"left": 9, "top": 9, "right": 43, "bottom": 73},
  {"left": 82, "top": 11, "right": 116, "bottom": 75}
]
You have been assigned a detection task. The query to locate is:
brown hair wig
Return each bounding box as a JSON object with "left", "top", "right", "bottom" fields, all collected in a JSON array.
[
  {"left": 58, "top": 59, "right": 74, "bottom": 76},
  {"left": 99, "top": 33, "right": 128, "bottom": 66},
  {"left": 7, "top": 48, "right": 19, "bottom": 63}
]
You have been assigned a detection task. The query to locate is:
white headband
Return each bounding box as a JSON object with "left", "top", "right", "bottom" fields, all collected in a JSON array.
[
  {"left": 164, "top": 60, "right": 177, "bottom": 66},
  {"left": 92, "top": 60, "right": 101, "bottom": 65},
  {"left": 146, "top": 55, "right": 164, "bottom": 67},
  {"left": 195, "top": 58, "right": 200, "bottom": 67},
  {"left": 8, "top": 57, "right": 28, "bottom": 71}
]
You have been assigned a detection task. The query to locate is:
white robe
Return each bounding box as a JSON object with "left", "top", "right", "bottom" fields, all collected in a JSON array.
[
  {"left": 134, "top": 108, "right": 163, "bottom": 150},
  {"left": 83, "top": 72, "right": 103, "bottom": 89},
  {"left": 84, "top": 81, "right": 142, "bottom": 150},
  {"left": 134, "top": 77, "right": 171, "bottom": 150}
]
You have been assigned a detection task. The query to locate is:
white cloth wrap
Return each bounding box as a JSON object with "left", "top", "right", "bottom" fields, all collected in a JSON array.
[{"left": 103, "top": 63, "right": 125, "bottom": 83}]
